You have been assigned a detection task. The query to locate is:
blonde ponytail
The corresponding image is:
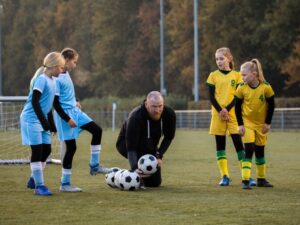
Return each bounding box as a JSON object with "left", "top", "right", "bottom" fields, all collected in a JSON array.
[
  {"left": 241, "top": 58, "right": 266, "bottom": 83},
  {"left": 29, "top": 66, "right": 45, "bottom": 91},
  {"left": 251, "top": 59, "right": 265, "bottom": 83}
]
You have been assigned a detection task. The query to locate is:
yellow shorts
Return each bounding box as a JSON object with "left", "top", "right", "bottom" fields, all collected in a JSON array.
[
  {"left": 242, "top": 125, "right": 267, "bottom": 145},
  {"left": 209, "top": 113, "right": 238, "bottom": 135}
]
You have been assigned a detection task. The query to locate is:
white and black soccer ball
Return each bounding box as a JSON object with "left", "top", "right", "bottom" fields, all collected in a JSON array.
[
  {"left": 118, "top": 170, "right": 140, "bottom": 191},
  {"left": 105, "top": 167, "right": 121, "bottom": 188},
  {"left": 138, "top": 154, "right": 158, "bottom": 175},
  {"left": 114, "top": 169, "right": 126, "bottom": 189}
]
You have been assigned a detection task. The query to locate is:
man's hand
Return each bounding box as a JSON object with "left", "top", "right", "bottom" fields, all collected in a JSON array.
[
  {"left": 157, "top": 159, "right": 162, "bottom": 167},
  {"left": 135, "top": 168, "right": 151, "bottom": 178}
]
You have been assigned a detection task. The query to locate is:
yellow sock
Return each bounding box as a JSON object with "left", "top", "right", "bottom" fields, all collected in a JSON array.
[
  {"left": 242, "top": 161, "right": 252, "bottom": 180},
  {"left": 239, "top": 160, "right": 243, "bottom": 177},
  {"left": 217, "top": 159, "right": 229, "bottom": 177},
  {"left": 256, "top": 164, "right": 266, "bottom": 179}
]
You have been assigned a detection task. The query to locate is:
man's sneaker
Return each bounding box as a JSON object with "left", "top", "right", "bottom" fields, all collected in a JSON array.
[
  {"left": 219, "top": 175, "right": 230, "bottom": 186},
  {"left": 249, "top": 178, "right": 257, "bottom": 187},
  {"left": 257, "top": 178, "right": 273, "bottom": 187},
  {"left": 90, "top": 164, "right": 112, "bottom": 175},
  {"left": 60, "top": 183, "right": 82, "bottom": 192},
  {"left": 242, "top": 180, "right": 252, "bottom": 190},
  {"left": 34, "top": 185, "right": 53, "bottom": 196},
  {"left": 27, "top": 177, "right": 35, "bottom": 189}
]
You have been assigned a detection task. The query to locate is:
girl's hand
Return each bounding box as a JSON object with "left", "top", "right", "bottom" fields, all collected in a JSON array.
[
  {"left": 262, "top": 124, "right": 271, "bottom": 134},
  {"left": 68, "top": 118, "right": 77, "bottom": 128},
  {"left": 220, "top": 108, "right": 229, "bottom": 121},
  {"left": 238, "top": 125, "right": 245, "bottom": 136},
  {"left": 76, "top": 101, "right": 81, "bottom": 109}
]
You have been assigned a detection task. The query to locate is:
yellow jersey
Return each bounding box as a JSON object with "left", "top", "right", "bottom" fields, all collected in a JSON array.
[
  {"left": 235, "top": 82, "right": 275, "bottom": 127},
  {"left": 206, "top": 70, "right": 242, "bottom": 115}
]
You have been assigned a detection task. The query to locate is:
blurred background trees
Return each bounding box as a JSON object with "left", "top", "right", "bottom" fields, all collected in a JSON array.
[{"left": 1, "top": 0, "right": 300, "bottom": 100}]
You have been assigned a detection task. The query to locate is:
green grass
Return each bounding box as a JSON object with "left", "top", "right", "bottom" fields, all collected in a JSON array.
[{"left": 1, "top": 130, "right": 300, "bottom": 225}]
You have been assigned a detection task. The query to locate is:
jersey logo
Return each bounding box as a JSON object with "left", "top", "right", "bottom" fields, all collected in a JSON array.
[
  {"left": 231, "top": 80, "right": 235, "bottom": 87},
  {"left": 259, "top": 94, "right": 265, "bottom": 102}
]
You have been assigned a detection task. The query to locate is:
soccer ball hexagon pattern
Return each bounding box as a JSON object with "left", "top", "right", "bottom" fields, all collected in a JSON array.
[
  {"left": 138, "top": 154, "right": 158, "bottom": 175},
  {"left": 118, "top": 170, "right": 140, "bottom": 191},
  {"left": 114, "top": 169, "right": 126, "bottom": 188},
  {"left": 105, "top": 167, "right": 121, "bottom": 188}
]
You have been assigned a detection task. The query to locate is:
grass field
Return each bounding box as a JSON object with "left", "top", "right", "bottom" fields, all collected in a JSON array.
[{"left": 0, "top": 130, "right": 300, "bottom": 225}]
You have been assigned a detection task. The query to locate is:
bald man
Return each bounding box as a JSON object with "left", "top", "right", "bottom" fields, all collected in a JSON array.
[{"left": 116, "top": 91, "right": 176, "bottom": 187}]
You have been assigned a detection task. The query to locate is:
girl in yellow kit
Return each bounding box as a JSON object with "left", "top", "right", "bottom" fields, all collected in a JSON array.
[
  {"left": 235, "top": 59, "right": 275, "bottom": 189},
  {"left": 206, "top": 47, "right": 255, "bottom": 186}
]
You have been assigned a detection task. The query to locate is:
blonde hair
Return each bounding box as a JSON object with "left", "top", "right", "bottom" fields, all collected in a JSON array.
[
  {"left": 241, "top": 58, "right": 266, "bottom": 83},
  {"left": 30, "top": 52, "right": 65, "bottom": 90},
  {"left": 216, "top": 47, "right": 235, "bottom": 70}
]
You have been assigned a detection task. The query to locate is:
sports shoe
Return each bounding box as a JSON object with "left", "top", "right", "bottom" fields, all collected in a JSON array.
[
  {"left": 34, "top": 185, "right": 53, "bottom": 196},
  {"left": 27, "top": 177, "right": 35, "bottom": 189},
  {"left": 219, "top": 175, "right": 230, "bottom": 186},
  {"left": 90, "top": 164, "right": 112, "bottom": 175},
  {"left": 249, "top": 178, "right": 257, "bottom": 187},
  {"left": 242, "top": 180, "right": 252, "bottom": 190},
  {"left": 60, "top": 183, "right": 82, "bottom": 192},
  {"left": 257, "top": 178, "right": 273, "bottom": 187}
]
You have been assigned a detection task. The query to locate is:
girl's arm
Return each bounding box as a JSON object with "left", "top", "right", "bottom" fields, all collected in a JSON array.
[
  {"left": 32, "top": 90, "right": 50, "bottom": 131},
  {"left": 265, "top": 96, "right": 275, "bottom": 125},
  {"left": 208, "top": 85, "right": 222, "bottom": 112},
  {"left": 262, "top": 96, "right": 275, "bottom": 134},
  {"left": 235, "top": 97, "right": 244, "bottom": 126}
]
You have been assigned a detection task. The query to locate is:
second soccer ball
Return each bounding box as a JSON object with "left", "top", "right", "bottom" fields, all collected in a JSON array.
[{"left": 137, "top": 154, "right": 158, "bottom": 175}]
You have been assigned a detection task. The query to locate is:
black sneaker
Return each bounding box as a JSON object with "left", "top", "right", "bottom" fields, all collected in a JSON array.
[{"left": 257, "top": 178, "right": 273, "bottom": 187}]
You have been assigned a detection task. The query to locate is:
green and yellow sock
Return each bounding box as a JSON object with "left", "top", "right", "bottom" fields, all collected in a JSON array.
[
  {"left": 237, "top": 150, "right": 245, "bottom": 176},
  {"left": 242, "top": 158, "right": 252, "bottom": 181},
  {"left": 256, "top": 157, "right": 266, "bottom": 179},
  {"left": 216, "top": 150, "right": 229, "bottom": 177}
]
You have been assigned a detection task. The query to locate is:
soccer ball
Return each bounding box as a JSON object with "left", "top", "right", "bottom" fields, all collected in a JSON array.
[
  {"left": 118, "top": 170, "right": 140, "bottom": 191},
  {"left": 138, "top": 154, "right": 158, "bottom": 175},
  {"left": 114, "top": 169, "right": 126, "bottom": 188},
  {"left": 105, "top": 167, "right": 121, "bottom": 188}
]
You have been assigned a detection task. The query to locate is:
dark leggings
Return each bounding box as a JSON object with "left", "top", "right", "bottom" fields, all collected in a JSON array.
[
  {"left": 63, "top": 121, "right": 102, "bottom": 169},
  {"left": 81, "top": 121, "right": 102, "bottom": 145},
  {"left": 215, "top": 134, "right": 244, "bottom": 153},
  {"left": 30, "top": 144, "right": 51, "bottom": 162},
  {"left": 244, "top": 143, "right": 265, "bottom": 159},
  {"left": 63, "top": 139, "right": 77, "bottom": 169},
  {"left": 31, "top": 144, "right": 51, "bottom": 163}
]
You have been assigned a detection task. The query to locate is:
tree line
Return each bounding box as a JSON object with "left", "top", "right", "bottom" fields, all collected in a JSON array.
[{"left": 1, "top": 0, "right": 300, "bottom": 100}]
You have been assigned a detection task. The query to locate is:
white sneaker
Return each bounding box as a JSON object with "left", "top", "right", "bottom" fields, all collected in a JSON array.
[
  {"left": 60, "top": 183, "right": 82, "bottom": 192},
  {"left": 90, "top": 164, "right": 113, "bottom": 175}
]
